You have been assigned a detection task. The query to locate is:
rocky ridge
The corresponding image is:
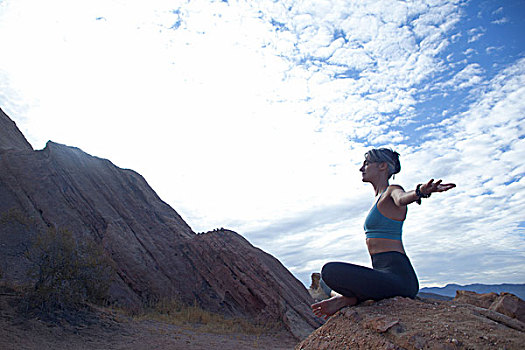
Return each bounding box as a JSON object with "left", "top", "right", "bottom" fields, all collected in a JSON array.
[
  {"left": 420, "top": 283, "right": 525, "bottom": 300},
  {"left": 0, "top": 111, "right": 32, "bottom": 152},
  {"left": 0, "top": 108, "right": 321, "bottom": 339}
]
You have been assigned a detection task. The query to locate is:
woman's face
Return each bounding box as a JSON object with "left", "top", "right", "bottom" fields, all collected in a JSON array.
[{"left": 359, "top": 159, "right": 381, "bottom": 182}]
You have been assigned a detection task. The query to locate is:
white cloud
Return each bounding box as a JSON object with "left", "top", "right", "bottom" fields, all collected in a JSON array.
[
  {"left": 404, "top": 59, "right": 525, "bottom": 285},
  {"left": 486, "top": 46, "right": 503, "bottom": 54},
  {"left": 467, "top": 27, "right": 485, "bottom": 43},
  {"left": 442, "top": 63, "right": 485, "bottom": 90},
  {"left": 492, "top": 7, "right": 504, "bottom": 15},
  {"left": 491, "top": 17, "right": 508, "bottom": 25}
]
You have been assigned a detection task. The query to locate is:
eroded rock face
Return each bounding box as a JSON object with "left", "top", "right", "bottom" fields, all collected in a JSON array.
[
  {"left": 454, "top": 290, "right": 525, "bottom": 323},
  {"left": 186, "top": 230, "right": 320, "bottom": 339},
  {"left": 296, "top": 296, "right": 525, "bottom": 350},
  {"left": 490, "top": 293, "right": 525, "bottom": 323},
  {"left": 454, "top": 290, "right": 498, "bottom": 309},
  {"left": 0, "top": 109, "right": 32, "bottom": 152},
  {"left": 0, "top": 109, "right": 320, "bottom": 338}
]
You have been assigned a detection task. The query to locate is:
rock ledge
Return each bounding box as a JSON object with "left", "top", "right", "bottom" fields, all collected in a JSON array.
[{"left": 297, "top": 295, "right": 525, "bottom": 349}]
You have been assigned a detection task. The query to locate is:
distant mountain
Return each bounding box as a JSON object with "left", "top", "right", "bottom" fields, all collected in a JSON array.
[
  {"left": 416, "top": 292, "right": 453, "bottom": 301},
  {"left": 0, "top": 108, "right": 321, "bottom": 339},
  {"left": 420, "top": 283, "right": 525, "bottom": 299}
]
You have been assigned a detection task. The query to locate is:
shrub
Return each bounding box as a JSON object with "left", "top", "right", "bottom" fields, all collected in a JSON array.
[
  {"left": 25, "top": 226, "right": 114, "bottom": 316},
  {"left": 0, "top": 207, "right": 36, "bottom": 228}
]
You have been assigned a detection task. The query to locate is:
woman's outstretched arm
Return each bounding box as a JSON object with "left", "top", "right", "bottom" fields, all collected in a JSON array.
[{"left": 390, "top": 179, "right": 456, "bottom": 207}]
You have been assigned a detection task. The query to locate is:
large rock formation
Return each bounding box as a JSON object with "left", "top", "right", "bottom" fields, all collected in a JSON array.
[
  {"left": 454, "top": 290, "right": 525, "bottom": 323},
  {"left": 0, "top": 108, "right": 321, "bottom": 339},
  {"left": 308, "top": 272, "right": 329, "bottom": 302},
  {"left": 296, "top": 295, "right": 525, "bottom": 349}
]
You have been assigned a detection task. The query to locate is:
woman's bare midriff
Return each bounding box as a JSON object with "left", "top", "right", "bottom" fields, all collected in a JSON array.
[{"left": 366, "top": 237, "right": 406, "bottom": 255}]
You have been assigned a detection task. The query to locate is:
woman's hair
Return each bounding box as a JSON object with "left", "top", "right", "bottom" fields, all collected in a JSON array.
[{"left": 365, "top": 148, "right": 401, "bottom": 178}]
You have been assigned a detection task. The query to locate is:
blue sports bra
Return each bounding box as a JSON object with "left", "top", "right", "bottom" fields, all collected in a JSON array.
[{"left": 364, "top": 192, "right": 404, "bottom": 240}]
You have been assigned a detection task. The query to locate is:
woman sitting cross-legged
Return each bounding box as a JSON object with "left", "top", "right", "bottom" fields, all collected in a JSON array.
[{"left": 311, "top": 148, "right": 456, "bottom": 319}]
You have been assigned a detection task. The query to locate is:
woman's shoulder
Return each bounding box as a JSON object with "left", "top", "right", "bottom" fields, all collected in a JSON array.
[
  {"left": 379, "top": 185, "right": 404, "bottom": 201},
  {"left": 387, "top": 184, "right": 405, "bottom": 192}
]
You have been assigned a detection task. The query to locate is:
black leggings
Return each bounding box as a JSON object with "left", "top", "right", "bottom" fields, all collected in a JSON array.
[{"left": 320, "top": 251, "right": 419, "bottom": 302}]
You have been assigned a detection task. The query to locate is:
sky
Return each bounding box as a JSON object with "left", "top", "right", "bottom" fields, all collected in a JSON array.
[{"left": 0, "top": 0, "right": 524, "bottom": 288}]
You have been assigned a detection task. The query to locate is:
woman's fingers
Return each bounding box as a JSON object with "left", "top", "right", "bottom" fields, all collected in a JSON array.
[
  {"left": 436, "top": 183, "right": 456, "bottom": 192},
  {"left": 422, "top": 179, "right": 456, "bottom": 194}
]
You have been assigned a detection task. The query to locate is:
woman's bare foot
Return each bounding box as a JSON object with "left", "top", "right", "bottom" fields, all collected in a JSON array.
[{"left": 311, "top": 295, "right": 357, "bottom": 319}]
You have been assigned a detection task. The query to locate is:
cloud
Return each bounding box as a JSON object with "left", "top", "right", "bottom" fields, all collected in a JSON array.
[
  {"left": 467, "top": 27, "right": 485, "bottom": 43},
  {"left": 491, "top": 17, "right": 509, "bottom": 25},
  {"left": 250, "top": 0, "right": 463, "bottom": 149},
  {"left": 492, "top": 7, "right": 504, "bottom": 15},
  {"left": 403, "top": 58, "right": 525, "bottom": 284},
  {"left": 442, "top": 63, "right": 485, "bottom": 90}
]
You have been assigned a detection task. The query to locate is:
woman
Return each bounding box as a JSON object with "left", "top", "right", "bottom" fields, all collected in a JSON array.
[{"left": 311, "top": 148, "right": 455, "bottom": 319}]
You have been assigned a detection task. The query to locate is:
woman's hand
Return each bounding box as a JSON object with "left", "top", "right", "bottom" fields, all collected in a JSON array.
[{"left": 420, "top": 179, "right": 456, "bottom": 196}]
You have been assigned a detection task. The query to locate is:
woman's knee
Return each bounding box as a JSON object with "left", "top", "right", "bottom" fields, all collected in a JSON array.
[{"left": 320, "top": 262, "right": 340, "bottom": 285}]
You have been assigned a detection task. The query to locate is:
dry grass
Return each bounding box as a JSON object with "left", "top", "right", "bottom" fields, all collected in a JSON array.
[
  {"left": 127, "top": 299, "right": 283, "bottom": 336},
  {"left": 0, "top": 282, "right": 277, "bottom": 336}
]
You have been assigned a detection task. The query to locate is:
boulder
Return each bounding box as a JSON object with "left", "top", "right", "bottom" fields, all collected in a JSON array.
[
  {"left": 296, "top": 296, "right": 525, "bottom": 349},
  {"left": 308, "top": 272, "right": 329, "bottom": 302},
  {"left": 454, "top": 290, "right": 525, "bottom": 323},
  {"left": 489, "top": 293, "right": 525, "bottom": 323},
  {"left": 454, "top": 290, "right": 498, "bottom": 309}
]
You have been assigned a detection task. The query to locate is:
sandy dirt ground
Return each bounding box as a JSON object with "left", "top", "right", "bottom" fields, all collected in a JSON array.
[{"left": 0, "top": 291, "right": 299, "bottom": 350}]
